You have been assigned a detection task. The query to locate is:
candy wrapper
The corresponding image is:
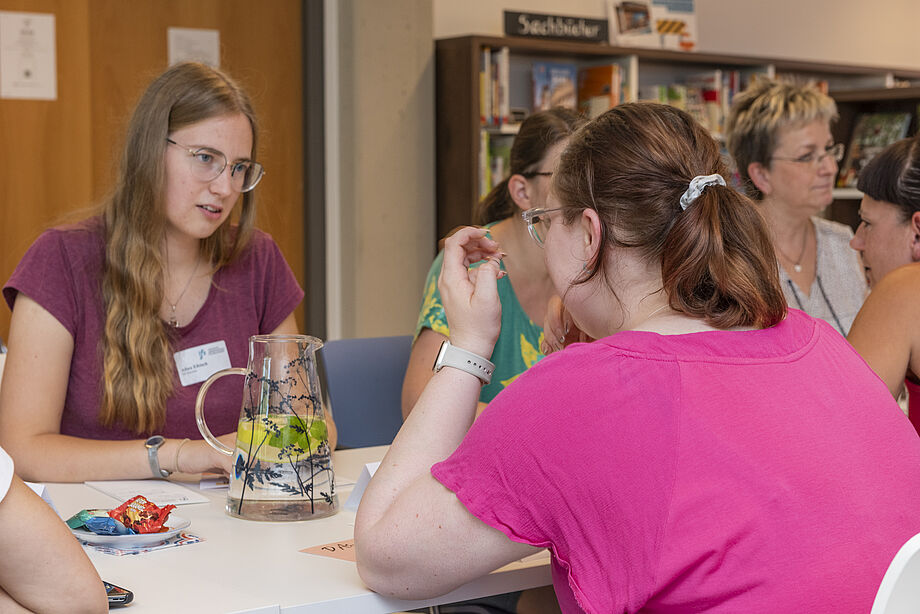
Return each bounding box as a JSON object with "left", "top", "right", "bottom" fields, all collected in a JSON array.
[
  {"left": 108, "top": 495, "right": 176, "bottom": 534},
  {"left": 66, "top": 509, "right": 135, "bottom": 535}
]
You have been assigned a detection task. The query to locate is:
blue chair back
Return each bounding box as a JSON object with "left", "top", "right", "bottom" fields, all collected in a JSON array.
[{"left": 318, "top": 335, "right": 412, "bottom": 448}]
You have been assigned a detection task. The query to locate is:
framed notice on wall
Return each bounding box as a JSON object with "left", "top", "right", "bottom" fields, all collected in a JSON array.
[
  {"left": 168, "top": 27, "right": 220, "bottom": 67},
  {"left": 0, "top": 11, "right": 57, "bottom": 100},
  {"left": 607, "top": 0, "right": 697, "bottom": 51}
]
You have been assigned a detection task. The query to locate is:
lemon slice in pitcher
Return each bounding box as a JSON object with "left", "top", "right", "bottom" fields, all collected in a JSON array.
[{"left": 235, "top": 416, "right": 328, "bottom": 462}]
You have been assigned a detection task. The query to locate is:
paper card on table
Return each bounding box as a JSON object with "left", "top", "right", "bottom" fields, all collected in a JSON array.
[
  {"left": 82, "top": 532, "right": 203, "bottom": 556},
  {"left": 24, "top": 482, "right": 59, "bottom": 514},
  {"left": 199, "top": 473, "right": 229, "bottom": 490},
  {"left": 343, "top": 461, "right": 380, "bottom": 512},
  {"left": 85, "top": 480, "right": 209, "bottom": 505},
  {"left": 300, "top": 538, "right": 356, "bottom": 562}
]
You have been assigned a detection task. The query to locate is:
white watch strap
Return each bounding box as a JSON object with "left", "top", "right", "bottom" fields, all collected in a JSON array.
[{"left": 434, "top": 341, "right": 495, "bottom": 385}]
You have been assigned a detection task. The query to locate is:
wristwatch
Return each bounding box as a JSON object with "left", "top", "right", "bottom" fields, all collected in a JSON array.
[
  {"left": 432, "top": 340, "right": 495, "bottom": 385},
  {"left": 145, "top": 435, "right": 171, "bottom": 478}
]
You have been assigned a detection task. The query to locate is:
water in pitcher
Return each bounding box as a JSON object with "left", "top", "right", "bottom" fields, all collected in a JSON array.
[{"left": 227, "top": 414, "right": 337, "bottom": 521}]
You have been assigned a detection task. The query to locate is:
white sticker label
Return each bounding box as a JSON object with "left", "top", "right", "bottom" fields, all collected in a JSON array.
[{"left": 174, "top": 340, "right": 232, "bottom": 386}]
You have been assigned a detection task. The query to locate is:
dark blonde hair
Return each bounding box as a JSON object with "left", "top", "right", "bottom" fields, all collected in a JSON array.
[
  {"left": 553, "top": 102, "right": 786, "bottom": 329},
  {"left": 100, "top": 62, "right": 259, "bottom": 433},
  {"left": 475, "top": 107, "right": 585, "bottom": 225},
  {"left": 725, "top": 78, "right": 837, "bottom": 200}
]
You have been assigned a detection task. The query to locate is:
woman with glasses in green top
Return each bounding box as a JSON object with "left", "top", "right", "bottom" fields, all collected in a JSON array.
[
  {"left": 725, "top": 78, "right": 866, "bottom": 335},
  {"left": 402, "top": 108, "right": 585, "bottom": 420}
]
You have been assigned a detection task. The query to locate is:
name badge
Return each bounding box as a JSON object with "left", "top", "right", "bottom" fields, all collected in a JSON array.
[{"left": 174, "top": 341, "right": 232, "bottom": 386}]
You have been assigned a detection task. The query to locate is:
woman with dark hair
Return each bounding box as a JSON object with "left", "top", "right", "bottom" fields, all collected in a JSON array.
[
  {"left": 0, "top": 62, "right": 335, "bottom": 481},
  {"left": 402, "top": 108, "right": 584, "bottom": 417},
  {"left": 355, "top": 103, "right": 920, "bottom": 612},
  {"left": 847, "top": 136, "right": 920, "bottom": 434}
]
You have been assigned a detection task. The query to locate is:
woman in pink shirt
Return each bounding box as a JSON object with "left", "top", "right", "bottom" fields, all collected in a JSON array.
[
  {"left": 355, "top": 103, "right": 920, "bottom": 612},
  {"left": 847, "top": 136, "right": 920, "bottom": 435}
]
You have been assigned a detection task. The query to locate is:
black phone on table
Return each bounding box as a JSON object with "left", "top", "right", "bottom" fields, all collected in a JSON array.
[{"left": 104, "top": 581, "right": 133, "bottom": 608}]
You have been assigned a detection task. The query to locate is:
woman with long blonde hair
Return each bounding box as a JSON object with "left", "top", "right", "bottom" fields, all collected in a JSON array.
[{"left": 0, "top": 62, "right": 334, "bottom": 481}]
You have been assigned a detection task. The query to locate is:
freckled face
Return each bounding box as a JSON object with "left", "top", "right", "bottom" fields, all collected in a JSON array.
[
  {"left": 163, "top": 113, "right": 253, "bottom": 244},
  {"left": 850, "top": 196, "right": 913, "bottom": 287}
]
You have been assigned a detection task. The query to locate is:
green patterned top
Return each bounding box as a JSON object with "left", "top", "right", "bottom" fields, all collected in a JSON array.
[{"left": 414, "top": 248, "right": 546, "bottom": 404}]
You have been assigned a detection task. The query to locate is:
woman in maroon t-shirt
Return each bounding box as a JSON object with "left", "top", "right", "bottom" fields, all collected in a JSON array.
[{"left": 0, "top": 62, "right": 328, "bottom": 482}]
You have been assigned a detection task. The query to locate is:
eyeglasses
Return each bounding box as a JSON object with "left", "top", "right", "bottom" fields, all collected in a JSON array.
[
  {"left": 522, "top": 207, "right": 564, "bottom": 247},
  {"left": 166, "top": 138, "right": 265, "bottom": 192},
  {"left": 771, "top": 142, "right": 844, "bottom": 167},
  {"left": 520, "top": 170, "right": 553, "bottom": 179}
]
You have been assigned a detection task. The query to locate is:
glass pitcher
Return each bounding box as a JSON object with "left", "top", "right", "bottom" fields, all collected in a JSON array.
[{"left": 195, "top": 334, "right": 337, "bottom": 521}]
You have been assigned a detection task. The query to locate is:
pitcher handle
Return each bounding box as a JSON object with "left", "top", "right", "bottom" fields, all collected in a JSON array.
[{"left": 195, "top": 367, "right": 248, "bottom": 456}]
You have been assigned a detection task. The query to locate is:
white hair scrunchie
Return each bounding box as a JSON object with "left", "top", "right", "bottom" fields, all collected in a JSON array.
[{"left": 679, "top": 174, "right": 726, "bottom": 210}]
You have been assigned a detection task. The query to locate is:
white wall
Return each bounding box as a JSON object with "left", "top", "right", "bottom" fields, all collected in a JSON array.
[
  {"left": 330, "top": 0, "right": 435, "bottom": 339},
  {"left": 434, "top": 0, "right": 920, "bottom": 71}
]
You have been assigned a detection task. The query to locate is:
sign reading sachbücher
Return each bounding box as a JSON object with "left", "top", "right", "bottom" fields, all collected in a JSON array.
[{"left": 504, "top": 11, "right": 608, "bottom": 44}]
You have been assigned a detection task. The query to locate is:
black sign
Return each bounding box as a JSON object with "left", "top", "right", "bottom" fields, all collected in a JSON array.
[{"left": 504, "top": 11, "right": 608, "bottom": 43}]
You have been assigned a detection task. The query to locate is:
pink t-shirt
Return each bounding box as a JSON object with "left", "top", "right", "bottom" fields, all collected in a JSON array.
[
  {"left": 433, "top": 309, "right": 920, "bottom": 613},
  {"left": 3, "top": 218, "right": 303, "bottom": 439}
]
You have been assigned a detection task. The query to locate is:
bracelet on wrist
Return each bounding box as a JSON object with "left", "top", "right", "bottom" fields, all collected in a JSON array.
[{"left": 174, "top": 438, "right": 191, "bottom": 474}]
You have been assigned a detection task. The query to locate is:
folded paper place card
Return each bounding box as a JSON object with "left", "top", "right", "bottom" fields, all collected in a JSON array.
[
  {"left": 85, "top": 480, "right": 209, "bottom": 505},
  {"left": 343, "top": 461, "right": 380, "bottom": 512},
  {"left": 300, "top": 538, "right": 356, "bottom": 562},
  {"left": 199, "top": 473, "right": 229, "bottom": 490}
]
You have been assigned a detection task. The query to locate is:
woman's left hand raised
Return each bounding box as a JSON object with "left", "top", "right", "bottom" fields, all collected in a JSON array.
[{"left": 438, "top": 227, "right": 504, "bottom": 358}]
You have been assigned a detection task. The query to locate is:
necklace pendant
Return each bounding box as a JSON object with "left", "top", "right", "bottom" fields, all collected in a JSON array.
[{"left": 793, "top": 264, "right": 803, "bottom": 273}]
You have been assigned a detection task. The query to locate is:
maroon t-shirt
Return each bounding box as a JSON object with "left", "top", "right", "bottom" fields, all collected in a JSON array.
[{"left": 3, "top": 218, "right": 304, "bottom": 439}]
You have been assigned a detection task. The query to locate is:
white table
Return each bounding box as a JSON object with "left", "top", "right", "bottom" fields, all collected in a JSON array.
[{"left": 47, "top": 446, "right": 551, "bottom": 613}]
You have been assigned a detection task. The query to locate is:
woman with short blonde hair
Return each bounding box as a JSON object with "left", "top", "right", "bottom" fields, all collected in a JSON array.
[{"left": 726, "top": 78, "right": 866, "bottom": 334}]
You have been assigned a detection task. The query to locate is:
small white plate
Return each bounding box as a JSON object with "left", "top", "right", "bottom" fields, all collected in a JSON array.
[{"left": 72, "top": 514, "right": 191, "bottom": 548}]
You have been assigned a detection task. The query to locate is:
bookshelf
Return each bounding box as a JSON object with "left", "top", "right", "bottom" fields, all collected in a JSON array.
[
  {"left": 435, "top": 35, "right": 920, "bottom": 239},
  {"left": 827, "top": 86, "right": 920, "bottom": 228}
]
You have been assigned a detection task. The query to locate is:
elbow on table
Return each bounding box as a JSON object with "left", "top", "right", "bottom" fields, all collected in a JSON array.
[{"left": 355, "top": 536, "right": 454, "bottom": 600}]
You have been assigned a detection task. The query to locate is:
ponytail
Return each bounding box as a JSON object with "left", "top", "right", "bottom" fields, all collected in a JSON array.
[
  {"left": 554, "top": 102, "right": 787, "bottom": 330},
  {"left": 661, "top": 185, "right": 786, "bottom": 328}
]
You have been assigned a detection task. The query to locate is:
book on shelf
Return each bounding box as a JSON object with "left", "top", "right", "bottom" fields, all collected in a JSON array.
[
  {"left": 578, "top": 64, "right": 621, "bottom": 119},
  {"left": 637, "top": 70, "right": 745, "bottom": 137},
  {"left": 479, "top": 132, "right": 515, "bottom": 199},
  {"left": 479, "top": 130, "right": 490, "bottom": 198},
  {"left": 479, "top": 48, "right": 491, "bottom": 125},
  {"left": 606, "top": 0, "right": 697, "bottom": 51},
  {"left": 479, "top": 46, "right": 511, "bottom": 126},
  {"left": 532, "top": 61, "right": 577, "bottom": 112},
  {"left": 836, "top": 112, "right": 912, "bottom": 188},
  {"left": 685, "top": 70, "right": 722, "bottom": 136},
  {"left": 638, "top": 83, "right": 688, "bottom": 109}
]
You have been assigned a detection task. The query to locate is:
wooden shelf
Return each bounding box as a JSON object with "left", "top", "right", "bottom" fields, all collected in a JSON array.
[
  {"left": 435, "top": 35, "right": 920, "bottom": 241},
  {"left": 831, "top": 86, "right": 920, "bottom": 102},
  {"left": 832, "top": 188, "right": 863, "bottom": 200}
]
